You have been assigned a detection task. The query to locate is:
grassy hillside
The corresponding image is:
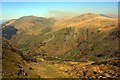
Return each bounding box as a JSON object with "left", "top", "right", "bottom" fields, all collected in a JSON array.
[
  {"left": 2, "top": 13, "right": 120, "bottom": 78},
  {"left": 2, "top": 38, "right": 41, "bottom": 78},
  {"left": 59, "top": 27, "right": 119, "bottom": 62},
  {"left": 2, "top": 13, "right": 119, "bottom": 62}
]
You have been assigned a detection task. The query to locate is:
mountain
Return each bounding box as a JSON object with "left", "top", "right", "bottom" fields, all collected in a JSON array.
[
  {"left": 2, "top": 13, "right": 119, "bottom": 60},
  {"left": 2, "top": 38, "right": 120, "bottom": 78},
  {"left": 2, "top": 13, "right": 120, "bottom": 78},
  {"left": 53, "top": 13, "right": 117, "bottom": 31},
  {"left": 99, "top": 14, "right": 112, "bottom": 18},
  {"left": 2, "top": 38, "right": 43, "bottom": 78},
  {"left": 0, "top": 20, "right": 8, "bottom": 26},
  {"left": 2, "top": 16, "right": 55, "bottom": 38}
]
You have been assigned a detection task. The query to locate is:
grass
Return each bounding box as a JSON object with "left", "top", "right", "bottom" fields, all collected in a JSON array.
[{"left": 28, "top": 61, "right": 69, "bottom": 78}]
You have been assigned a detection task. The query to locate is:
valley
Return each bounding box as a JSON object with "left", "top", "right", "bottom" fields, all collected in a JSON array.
[{"left": 2, "top": 13, "right": 120, "bottom": 79}]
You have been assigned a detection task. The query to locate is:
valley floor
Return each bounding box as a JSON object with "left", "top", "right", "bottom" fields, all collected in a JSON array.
[
  {"left": 20, "top": 59, "right": 120, "bottom": 79},
  {"left": 27, "top": 61, "right": 69, "bottom": 78}
]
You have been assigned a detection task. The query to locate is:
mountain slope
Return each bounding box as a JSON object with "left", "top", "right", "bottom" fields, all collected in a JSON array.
[
  {"left": 2, "top": 38, "right": 70, "bottom": 78},
  {"left": 52, "top": 13, "right": 117, "bottom": 31},
  {"left": 2, "top": 38, "right": 41, "bottom": 78},
  {"left": 32, "top": 13, "right": 118, "bottom": 60},
  {"left": 2, "top": 13, "right": 119, "bottom": 62},
  {"left": 2, "top": 13, "right": 120, "bottom": 78}
]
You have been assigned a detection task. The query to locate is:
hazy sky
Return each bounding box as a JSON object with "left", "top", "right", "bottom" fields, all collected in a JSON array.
[
  {"left": 2, "top": 2, "right": 118, "bottom": 20},
  {"left": 1, "top": 0, "right": 119, "bottom": 2}
]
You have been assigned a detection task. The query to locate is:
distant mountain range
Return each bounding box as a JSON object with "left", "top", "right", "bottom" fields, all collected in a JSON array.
[
  {"left": 99, "top": 14, "right": 112, "bottom": 18},
  {"left": 0, "top": 20, "right": 8, "bottom": 25}
]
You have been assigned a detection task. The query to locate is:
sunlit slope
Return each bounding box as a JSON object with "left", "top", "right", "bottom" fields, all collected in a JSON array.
[
  {"left": 52, "top": 13, "right": 117, "bottom": 31},
  {"left": 2, "top": 16, "right": 55, "bottom": 53},
  {"left": 2, "top": 13, "right": 119, "bottom": 62},
  {"left": 2, "top": 38, "right": 41, "bottom": 78},
  {"left": 33, "top": 13, "right": 118, "bottom": 60}
]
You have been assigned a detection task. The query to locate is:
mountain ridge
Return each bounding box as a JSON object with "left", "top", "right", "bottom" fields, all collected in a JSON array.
[
  {"left": 2, "top": 13, "right": 120, "bottom": 78},
  {"left": 2, "top": 13, "right": 119, "bottom": 59}
]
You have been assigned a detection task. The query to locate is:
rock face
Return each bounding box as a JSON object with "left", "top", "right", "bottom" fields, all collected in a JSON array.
[{"left": 65, "top": 59, "right": 120, "bottom": 78}]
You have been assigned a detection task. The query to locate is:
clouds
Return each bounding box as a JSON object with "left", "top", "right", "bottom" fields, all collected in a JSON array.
[
  {"left": 44, "top": 10, "right": 118, "bottom": 19},
  {"left": 45, "top": 10, "right": 81, "bottom": 19},
  {"left": 2, "top": 2, "right": 118, "bottom": 20}
]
